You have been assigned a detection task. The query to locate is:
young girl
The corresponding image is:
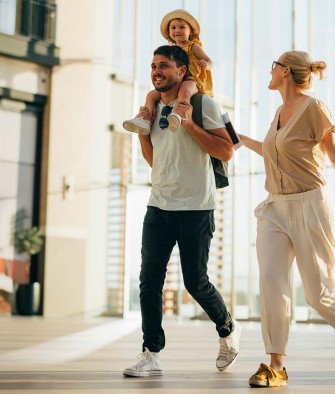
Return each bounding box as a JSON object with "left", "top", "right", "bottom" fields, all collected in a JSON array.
[{"left": 123, "top": 9, "right": 213, "bottom": 134}]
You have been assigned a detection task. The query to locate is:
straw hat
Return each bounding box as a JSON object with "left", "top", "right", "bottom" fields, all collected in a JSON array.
[{"left": 160, "top": 9, "right": 200, "bottom": 41}]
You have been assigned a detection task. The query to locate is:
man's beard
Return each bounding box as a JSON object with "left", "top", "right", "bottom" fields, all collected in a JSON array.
[
  {"left": 155, "top": 85, "right": 172, "bottom": 92},
  {"left": 153, "top": 76, "right": 178, "bottom": 92}
]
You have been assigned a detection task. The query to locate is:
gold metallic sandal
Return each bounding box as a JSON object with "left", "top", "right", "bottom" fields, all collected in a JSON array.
[{"left": 249, "top": 363, "right": 288, "bottom": 387}]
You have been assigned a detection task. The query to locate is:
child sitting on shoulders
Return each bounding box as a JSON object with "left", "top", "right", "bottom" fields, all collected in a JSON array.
[{"left": 123, "top": 9, "right": 213, "bottom": 134}]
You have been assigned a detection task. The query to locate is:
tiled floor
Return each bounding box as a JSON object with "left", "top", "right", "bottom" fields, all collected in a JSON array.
[{"left": 0, "top": 316, "right": 334, "bottom": 393}]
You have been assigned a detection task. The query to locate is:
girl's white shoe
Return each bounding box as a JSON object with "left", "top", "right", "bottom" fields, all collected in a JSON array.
[
  {"left": 123, "top": 117, "right": 151, "bottom": 135},
  {"left": 167, "top": 113, "right": 182, "bottom": 132}
]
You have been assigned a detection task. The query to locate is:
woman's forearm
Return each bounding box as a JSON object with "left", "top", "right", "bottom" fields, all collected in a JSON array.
[{"left": 239, "top": 134, "right": 263, "bottom": 157}]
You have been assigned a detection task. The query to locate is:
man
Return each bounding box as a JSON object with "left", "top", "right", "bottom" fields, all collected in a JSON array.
[{"left": 123, "top": 45, "right": 241, "bottom": 377}]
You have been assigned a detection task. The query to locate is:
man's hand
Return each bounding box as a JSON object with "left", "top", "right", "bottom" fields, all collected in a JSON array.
[{"left": 138, "top": 106, "right": 155, "bottom": 122}]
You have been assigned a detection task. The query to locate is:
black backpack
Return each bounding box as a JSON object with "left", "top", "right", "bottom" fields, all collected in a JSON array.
[{"left": 190, "top": 94, "right": 229, "bottom": 189}]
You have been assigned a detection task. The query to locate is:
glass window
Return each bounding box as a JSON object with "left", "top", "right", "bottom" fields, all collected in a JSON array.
[
  {"left": 203, "top": 0, "right": 235, "bottom": 102},
  {"left": 113, "top": 0, "right": 135, "bottom": 78},
  {"left": 0, "top": 0, "right": 17, "bottom": 35},
  {"left": 293, "top": 0, "right": 309, "bottom": 50},
  {"left": 138, "top": 0, "right": 154, "bottom": 94},
  {"left": 113, "top": 0, "right": 335, "bottom": 322},
  {"left": 310, "top": 0, "right": 335, "bottom": 108},
  {"left": 0, "top": 106, "right": 37, "bottom": 260},
  {"left": 156, "top": 0, "right": 184, "bottom": 31}
]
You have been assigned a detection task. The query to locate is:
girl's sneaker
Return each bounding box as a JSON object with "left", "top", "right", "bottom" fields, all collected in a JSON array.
[
  {"left": 123, "top": 117, "right": 151, "bottom": 135},
  {"left": 167, "top": 113, "right": 182, "bottom": 132}
]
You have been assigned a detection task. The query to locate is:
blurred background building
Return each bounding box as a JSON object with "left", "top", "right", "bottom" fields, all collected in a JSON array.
[{"left": 0, "top": 0, "right": 334, "bottom": 321}]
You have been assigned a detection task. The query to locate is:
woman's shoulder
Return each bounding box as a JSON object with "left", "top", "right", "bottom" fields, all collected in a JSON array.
[
  {"left": 306, "top": 95, "right": 332, "bottom": 118},
  {"left": 306, "top": 95, "right": 326, "bottom": 108}
]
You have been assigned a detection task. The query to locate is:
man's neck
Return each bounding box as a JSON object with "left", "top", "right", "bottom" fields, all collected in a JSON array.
[{"left": 160, "top": 84, "right": 180, "bottom": 105}]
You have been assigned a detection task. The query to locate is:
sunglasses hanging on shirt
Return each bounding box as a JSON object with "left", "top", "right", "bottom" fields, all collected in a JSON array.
[{"left": 159, "top": 106, "right": 173, "bottom": 130}]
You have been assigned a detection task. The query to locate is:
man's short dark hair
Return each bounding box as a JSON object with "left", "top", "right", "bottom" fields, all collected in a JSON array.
[{"left": 153, "top": 45, "right": 189, "bottom": 74}]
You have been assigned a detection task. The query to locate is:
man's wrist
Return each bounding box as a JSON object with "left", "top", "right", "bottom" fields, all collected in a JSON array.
[{"left": 183, "top": 120, "right": 198, "bottom": 134}]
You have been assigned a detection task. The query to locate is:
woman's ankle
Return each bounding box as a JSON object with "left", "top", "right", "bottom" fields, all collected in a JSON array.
[{"left": 269, "top": 354, "right": 284, "bottom": 371}]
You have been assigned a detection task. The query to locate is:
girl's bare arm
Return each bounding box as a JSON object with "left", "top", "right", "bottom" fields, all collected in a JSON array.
[{"left": 191, "top": 44, "right": 213, "bottom": 70}]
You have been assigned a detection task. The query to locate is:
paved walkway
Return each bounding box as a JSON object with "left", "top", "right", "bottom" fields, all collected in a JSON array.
[{"left": 0, "top": 316, "right": 334, "bottom": 393}]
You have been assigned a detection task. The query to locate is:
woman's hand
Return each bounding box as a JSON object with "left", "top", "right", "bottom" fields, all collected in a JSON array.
[
  {"left": 239, "top": 134, "right": 263, "bottom": 156},
  {"left": 323, "top": 129, "right": 335, "bottom": 169}
]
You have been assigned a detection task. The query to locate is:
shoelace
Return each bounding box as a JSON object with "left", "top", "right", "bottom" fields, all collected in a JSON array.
[
  {"left": 218, "top": 338, "right": 232, "bottom": 359},
  {"left": 135, "top": 348, "right": 152, "bottom": 367}
]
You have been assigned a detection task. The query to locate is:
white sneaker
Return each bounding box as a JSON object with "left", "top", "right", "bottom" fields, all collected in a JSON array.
[
  {"left": 167, "top": 113, "right": 182, "bottom": 132},
  {"left": 216, "top": 320, "right": 241, "bottom": 371},
  {"left": 123, "top": 348, "right": 163, "bottom": 377},
  {"left": 123, "top": 117, "right": 151, "bottom": 135}
]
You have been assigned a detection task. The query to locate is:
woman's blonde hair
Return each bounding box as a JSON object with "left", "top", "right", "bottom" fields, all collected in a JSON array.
[{"left": 281, "top": 51, "right": 327, "bottom": 89}]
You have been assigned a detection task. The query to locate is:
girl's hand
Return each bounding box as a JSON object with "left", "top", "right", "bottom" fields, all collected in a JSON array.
[
  {"left": 192, "top": 44, "right": 213, "bottom": 70},
  {"left": 198, "top": 59, "right": 208, "bottom": 69}
]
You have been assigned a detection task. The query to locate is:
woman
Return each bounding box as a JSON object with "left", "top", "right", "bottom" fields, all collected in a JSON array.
[{"left": 240, "top": 51, "right": 335, "bottom": 388}]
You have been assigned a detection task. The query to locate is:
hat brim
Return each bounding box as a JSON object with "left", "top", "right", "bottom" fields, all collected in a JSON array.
[{"left": 160, "top": 9, "right": 200, "bottom": 41}]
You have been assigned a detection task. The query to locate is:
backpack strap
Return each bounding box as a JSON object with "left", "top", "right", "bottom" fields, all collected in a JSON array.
[
  {"left": 190, "top": 94, "right": 229, "bottom": 189},
  {"left": 190, "top": 94, "right": 203, "bottom": 128}
]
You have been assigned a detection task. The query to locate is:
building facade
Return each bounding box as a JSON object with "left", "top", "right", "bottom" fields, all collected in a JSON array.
[
  {"left": 0, "top": 0, "right": 59, "bottom": 314},
  {"left": 0, "top": 0, "right": 113, "bottom": 317}
]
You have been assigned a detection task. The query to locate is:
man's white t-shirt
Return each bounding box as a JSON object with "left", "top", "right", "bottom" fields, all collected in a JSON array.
[{"left": 148, "top": 95, "right": 225, "bottom": 211}]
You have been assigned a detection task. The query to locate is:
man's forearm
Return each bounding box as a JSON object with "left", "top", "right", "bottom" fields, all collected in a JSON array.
[
  {"left": 138, "top": 135, "right": 153, "bottom": 167},
  {"left": 185, "top": 122, "right": 234, "bottom": 162}
]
